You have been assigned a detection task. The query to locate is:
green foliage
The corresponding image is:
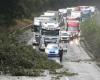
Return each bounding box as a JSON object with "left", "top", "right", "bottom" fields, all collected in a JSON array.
[
  {"left": 81, "top": 15, "right": 100, "bottom": 59},
  {"left": 49, "top": 69, "right": 78, "bottom": 76},
  {"left": 0, "top": 29, "right": 62, "bottom": 76},
  {"left": 0, "top": 0, "right": 82, "bottom": 25},
  {"left": 0, "top": 0, "right": 99, "bottom": 25}
]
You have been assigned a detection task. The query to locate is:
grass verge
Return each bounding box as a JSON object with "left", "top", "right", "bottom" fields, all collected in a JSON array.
[
  {"left": 80, "top": 15, "right": 100, "bottom": 61},
  {"left": 49, "top": 69, "right": 78, "bottom": 76}
]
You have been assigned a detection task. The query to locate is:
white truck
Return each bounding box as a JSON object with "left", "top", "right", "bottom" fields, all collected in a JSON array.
[
  {"left": 66, "top": 7, "right": 77, "bottom": 16},
  {"left": 79, "top": 6, "right": 92, "bottom": 21},
  {"left": 42, "top": 10, "right": 58, "bottom": 20},
  {"left": 38, "top": 21, "right": 60, "bottom": 50},
  {"left": 70, "top": 11, "right": 82, "bottom": 21},
  {"left": 89, "top": 6, "right": 96, "bottom": 15},
  {"left": 32, "top": 16, "right": 51, "bottom": 45},
  {"left": 42, "top": 10, "right": 63, "bottom": 26}
]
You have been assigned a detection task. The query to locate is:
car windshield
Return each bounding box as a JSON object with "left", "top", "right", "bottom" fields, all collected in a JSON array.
[
  {"left": 41, "top": 29, "right": 59, "bottom": 36},
  {"left": 61, "top": 32, "right": 69, "bottom": 36},
  {"left": 47, "top": 44, "right": 58, "bottom": 49}
]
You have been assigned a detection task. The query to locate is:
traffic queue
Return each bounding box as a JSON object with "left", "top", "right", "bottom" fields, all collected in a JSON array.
[{"left": 31, "top": 6, "right": 96, "bottom": 62}]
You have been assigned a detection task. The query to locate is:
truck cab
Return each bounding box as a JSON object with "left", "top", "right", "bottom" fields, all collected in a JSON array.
[
  {"left": 32, "top": 17, "right": 51, "bottom": 45},
  {"left": 66, "top": 20, "right": 80, "bottom": 39}
]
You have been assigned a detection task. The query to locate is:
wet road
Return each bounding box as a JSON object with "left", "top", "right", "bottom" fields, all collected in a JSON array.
[
  {"left": 24, "top": 29, "right": 100, "bottom": 80},
  {"left": 62, "top": 39, "right": 100, "bottom": 80}
]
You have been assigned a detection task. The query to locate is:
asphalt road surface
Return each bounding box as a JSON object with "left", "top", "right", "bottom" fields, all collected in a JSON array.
[
  {"left": 20, "top": 29, "right": 100, "bottom": 80},
  {"left": 62, "top": 39, "right": 100, "bottom": 80}
]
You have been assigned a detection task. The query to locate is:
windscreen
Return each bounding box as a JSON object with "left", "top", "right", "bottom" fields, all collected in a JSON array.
[
  {"left": 63, "top": 13, "right": 67, "bottom": 17},
  {"left": 61, "top": 33, "right": 69, "bottom": 36},
  {"left": 82, "top": 10, "right": 91, "bottom": 18},
  {"left": 41, "top": 29, "right": 59, "bottom": 36},
  {"left": 67, "top": 27, "right": 79, "bottom": 31},
  {"left": 47, "top": 44, "right": 58, "bottom": 49}
]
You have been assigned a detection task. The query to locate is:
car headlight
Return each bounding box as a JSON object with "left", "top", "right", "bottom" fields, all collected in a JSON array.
[
  {"left": 42, "top": 44, "right": 45, "bottom": 48},
  {"left": 45, "top": 49, "right": 48, "bottom": 54},
  {"left": 75, "top": 32, "right": 78, "bottom": 35}
]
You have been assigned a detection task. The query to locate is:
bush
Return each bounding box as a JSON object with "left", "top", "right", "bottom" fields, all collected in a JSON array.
[{"left": 0, "top": 29, "right": 62, "bottom": 76}]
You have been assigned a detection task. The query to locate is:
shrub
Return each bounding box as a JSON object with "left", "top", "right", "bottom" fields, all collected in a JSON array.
[{"left": 0, "top": 29, "right": 62, "bottom": 76}]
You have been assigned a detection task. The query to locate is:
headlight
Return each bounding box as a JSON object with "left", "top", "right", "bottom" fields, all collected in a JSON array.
[
  {"left": 75, "top": 32, "right": 78, "bottom": 35},
  {"left": 45, "top": 49, "right": 48, "bottom": 54},
  {"left": 41, "top": 44, "right": 45, "bottom": 48}
]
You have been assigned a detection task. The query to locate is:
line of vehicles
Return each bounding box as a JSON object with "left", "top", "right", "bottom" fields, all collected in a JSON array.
[{"left": 31, "top": 5, "right": 96, "bottom": 58}]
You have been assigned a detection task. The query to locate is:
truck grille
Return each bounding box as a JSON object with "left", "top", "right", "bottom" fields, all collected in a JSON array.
[{"left": 62, "top": 37, "right": 67, "bottom": 40}]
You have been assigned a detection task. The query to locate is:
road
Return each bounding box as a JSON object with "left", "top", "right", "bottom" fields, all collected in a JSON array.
[
  {"left": 62, "top": 39, "right": 100, "bottom": 80},
  {"left": 20, "top": 29, "right": 100, "bottom": 80}
]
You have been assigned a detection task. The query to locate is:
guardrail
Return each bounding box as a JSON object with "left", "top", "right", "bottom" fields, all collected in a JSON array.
[
  {"left": 11, "top": 23, "right": 33, "bottom": 37},
  {"left": 20, "top": 24, "right": 33, "bottom": 30}
]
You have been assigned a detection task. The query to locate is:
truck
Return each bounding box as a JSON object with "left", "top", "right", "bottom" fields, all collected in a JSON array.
[
  {"left": 80, "top": 7, "right": 91, "bottom": 21},
  {"left": 66, "top": 7, "right": 78, "bottom": 16},
  {"left": 89, "top": 6, "right": 96, "bottom": 15},
  {"left": 42, "top": 10, "right": 63, "bottom": 26},
  {"left": 32, "top": 16, "right": 51, "bottom": 45},
  {"left": 42, "top": 10, "right": 59, "bottom": 21},
  {"left": 58, "top": 8, "right": 67, "bottom": 24},
  {"left": 38, "top": 21, "right": 60, "bottom": 50},
  {"left": 66, "top": 20, "right": 80, "bottom": 40},
  {"left": 70, "top": 11, "right": 82, "bottom": 21}
]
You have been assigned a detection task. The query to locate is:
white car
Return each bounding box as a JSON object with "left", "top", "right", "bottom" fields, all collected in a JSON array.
[
  {"left": 60, "top": 31, "right": 70, "bottom": 42},
  {"left": 45, "top": 43, "right": 60, "bottom": 57}
]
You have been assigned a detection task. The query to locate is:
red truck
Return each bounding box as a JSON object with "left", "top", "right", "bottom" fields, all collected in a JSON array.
[{"left": 66, "top": 20, "right": 80, "bottom": 40}]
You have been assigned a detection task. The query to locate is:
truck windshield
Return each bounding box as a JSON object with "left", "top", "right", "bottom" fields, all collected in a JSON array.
[
  {"left": 82, "top": 10, "right": 91, "bottom": 18},
  {"left": 41, "top": 29, "right": 59, "bottom": 36},
  {"left": 63, "top": 13, "right": 67, "bottom": 17},
  {"left": 67, "top": 27, "right": 79, "bottom": 31},
  {"left": 82, "top": 13, "right": 91, "bottom": 18}
]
